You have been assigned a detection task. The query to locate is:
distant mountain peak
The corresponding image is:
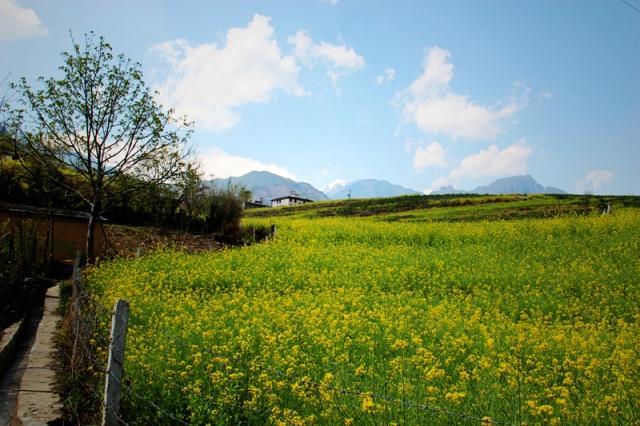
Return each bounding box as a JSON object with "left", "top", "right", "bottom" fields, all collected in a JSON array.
[
  {"left": 325, "top": 178, "right": 420, "bottom": 199},
  {"left": 430, "top": 185, "right": 467, "bottom": 195},
  {"left": 205, "top": 170, "right": 328, "bottom": 202},
  {"left": 432, "top": 175, "right": 566, "bottom": 195},
  {"left": 322, "top": 179, "right": 348, "bottom": 193}
]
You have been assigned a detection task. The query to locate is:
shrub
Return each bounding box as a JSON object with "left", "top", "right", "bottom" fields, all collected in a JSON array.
[
  {"left": 206, "top": 184, "right": 248, "bottom": 243},
  {"left": 0, "top": 219, "right": 46, "bottom": 328}
]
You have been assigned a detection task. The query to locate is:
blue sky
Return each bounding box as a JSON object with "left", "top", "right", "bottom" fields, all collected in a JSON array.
[{"left": 1, "top": 0, "right": 638, "bottom": 194}]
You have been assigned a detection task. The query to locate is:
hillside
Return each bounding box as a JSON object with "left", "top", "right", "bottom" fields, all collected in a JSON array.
[
  {"left": 246, "top": 193, "right": 640, "bottom": 221},
  {"left": 205, "top": 171, "right": 328, "bottom": 203}
]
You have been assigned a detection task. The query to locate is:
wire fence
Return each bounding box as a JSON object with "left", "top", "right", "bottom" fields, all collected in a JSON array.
[{"left": 70, "top": 268, "right": 512, "bottom": 426}]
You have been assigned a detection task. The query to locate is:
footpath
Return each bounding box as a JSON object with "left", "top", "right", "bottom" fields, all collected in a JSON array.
[{"left": 0, "top": 285, "right": 63, "bottom": 425}]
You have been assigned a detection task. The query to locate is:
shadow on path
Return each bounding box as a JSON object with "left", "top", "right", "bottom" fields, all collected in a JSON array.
[{"left": 0, "top": 300, "right": 45, "bottom": 425}]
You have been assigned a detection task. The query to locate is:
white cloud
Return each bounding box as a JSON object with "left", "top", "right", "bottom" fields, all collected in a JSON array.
[
  {"left": 540, "top": 91, "right": 553, "bottom": 99},
  {"left": 0, "top": 0, "right": 47, "bottom": 41},
  {"left": 152, "top": 14, "right": 306, "bottom": 132},
  {"left": 421, "top": 140, "right": 532, "bottom": 193},
  {"left": 288, "top": 30, "right": 313, "bottom": 62},
  {"left": 577, "top": 170, "right": 613, "bottom": 194},
  {"left": 413, "top": 142, "right": 448, "bottom": 170},
  {"left": 323, "top": 0, "right": 339, "bottom": 4},
  {"left": 287, "top": 30, "right": 365, "bottom": 88},
  {"left": 450, "top": 140, "right": 532, "bottom": 179},
  {"left": 408, "top": 47, "right": 453, "bottom": 95},
  {"left": 375, "top": 68, "right": 396, "bottom": 85},
  {"left": 152, "top": 16, "right": 364, "bottom": 131},
  {"left": 315, "top": 41, "right": 364, "bottom": 70},
  {"left": 404, "top": 137, "right": 420, "bottom": 153},
  {"left": 397, "top": 46, "right": 528, "bottom": 140},
  {"left": 199, "top": 148, "right": 296, "bottom": 180}
]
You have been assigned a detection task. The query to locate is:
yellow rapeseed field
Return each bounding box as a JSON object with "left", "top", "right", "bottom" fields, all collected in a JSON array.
[{"left": 87, "top": 208, "right": 640, "bottom": 424}]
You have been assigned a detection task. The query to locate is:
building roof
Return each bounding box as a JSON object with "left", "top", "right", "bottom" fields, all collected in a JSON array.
[
  {"left": 243, "top": 200, "right": 267, "bottom": 208},
  {"left": 271, "top": 195, "right": 313, "bottom": 203}
]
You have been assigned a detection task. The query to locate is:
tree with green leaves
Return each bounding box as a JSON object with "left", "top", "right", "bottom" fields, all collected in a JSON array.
[
  {"left": 11, "top": 33, "right": 192, "bottom": 262},
  {"left": 176, "top": 162, "right": 210, "bottom": 232}
]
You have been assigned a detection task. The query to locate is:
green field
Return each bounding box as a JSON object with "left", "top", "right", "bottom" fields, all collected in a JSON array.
[{"left": 87, "top": 195, "right": 640, "bottom": 424}]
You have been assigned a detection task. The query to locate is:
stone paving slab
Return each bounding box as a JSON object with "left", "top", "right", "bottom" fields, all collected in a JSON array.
[
  {"left": 15, "top": 285, "right": 63, "bottom": 425},
  {"left": 0, "top": 320, "right": 23, "bottom": 373}
]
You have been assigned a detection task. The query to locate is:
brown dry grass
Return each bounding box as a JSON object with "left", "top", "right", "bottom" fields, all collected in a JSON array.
[{"left": 100, "top": 224, "right": 221, "bottom": 259}]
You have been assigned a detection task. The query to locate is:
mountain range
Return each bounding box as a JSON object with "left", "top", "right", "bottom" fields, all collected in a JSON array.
[
  {"left": 431, "top": 175, "right": 566, "bottom": 195},
  {"left": 205, "top": 171, "right": 328, "bottom": 203},
  {"left": 324, "top": 179, "right": 420, "bottom": 199},
  {"left": 205, "top": 171, "right": 566, "bottom": 203}
]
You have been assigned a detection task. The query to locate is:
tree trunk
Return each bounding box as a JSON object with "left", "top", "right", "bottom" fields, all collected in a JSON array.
[{"left": 86, "top": 203, "right": 97, "bottom": 264}]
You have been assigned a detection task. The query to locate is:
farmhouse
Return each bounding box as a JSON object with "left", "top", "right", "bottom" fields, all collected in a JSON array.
[
  {"left": 0, "top": 202, "right": 106, "bottom": 261},
  {"left": 271, "top": 194, "right": 313, "bottom": 207}
]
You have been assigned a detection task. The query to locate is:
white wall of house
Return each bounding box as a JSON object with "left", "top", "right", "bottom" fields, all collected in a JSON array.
[{"left": 271, "top": 197, "right": 310, "bottom": 207}]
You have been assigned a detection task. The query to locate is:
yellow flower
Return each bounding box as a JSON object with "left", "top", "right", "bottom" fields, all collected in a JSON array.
[
  {"left": 445, "top": 391, "right": 466, "bottom": 404},
  {"left": 361, "top": 394, "right": 375, "bottom": 412},
  {"left": 392, "top": 339, "right": 409, "bottom": 351},
  {"left": 538, "top": 405, "right": 554, "bottom": 416}
]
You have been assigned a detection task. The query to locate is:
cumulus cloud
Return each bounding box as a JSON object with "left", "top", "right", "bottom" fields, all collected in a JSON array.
[
  {"left": 577, "top": 170, "right": 613, "bottom": 194},
  {"left": 152, "top": 14, "right": 306, "bottom": 132},
  {"left": 413, "top": 142, "right": 448, "bottom": 170},
  {"left": 421, "top": 140, "right": 532, "bottom": 193},
  {"left": 288, "top": 30, "right": 365, "bottom": 87},
  {"left": 396, "top": 46, "right": 528, "bottom": 140},
  {"left": 152, "top": 15, "right": 364, "bottom": 131},
  {"left": 449, "top": 140, "right": 532, "bottom": 179},
  {"left": 198, "top": 148, "right": 297, "bottom": 180},
  {"left": 0, "top": 0, "right": 48, "bottom": 41},
  {"left": 375, "top": 68, "right": 396, "bottom": 85}
]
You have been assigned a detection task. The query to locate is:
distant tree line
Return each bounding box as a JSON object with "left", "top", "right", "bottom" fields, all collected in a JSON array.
[{"left": 0, "top": 137, "right": 250, "bottom": 239}]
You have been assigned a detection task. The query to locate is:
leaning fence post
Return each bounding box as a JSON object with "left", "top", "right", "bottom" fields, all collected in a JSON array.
[
  {"left": 102, "top": 299, "right": 130, "bottom": 426},
  {"left": 71, "top": 250, "right": 85, "bottom": 369}
]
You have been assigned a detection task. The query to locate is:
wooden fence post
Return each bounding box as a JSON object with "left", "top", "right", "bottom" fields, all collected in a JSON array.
[
  {"left": 102, "top": 299, "right": 130, "bottom": 426},
  {"left": 72, "top": 250, "right": 84, "bottom": 285},
  {"left": 71, "top": 250, "right": 85, "bottom": 370}
]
